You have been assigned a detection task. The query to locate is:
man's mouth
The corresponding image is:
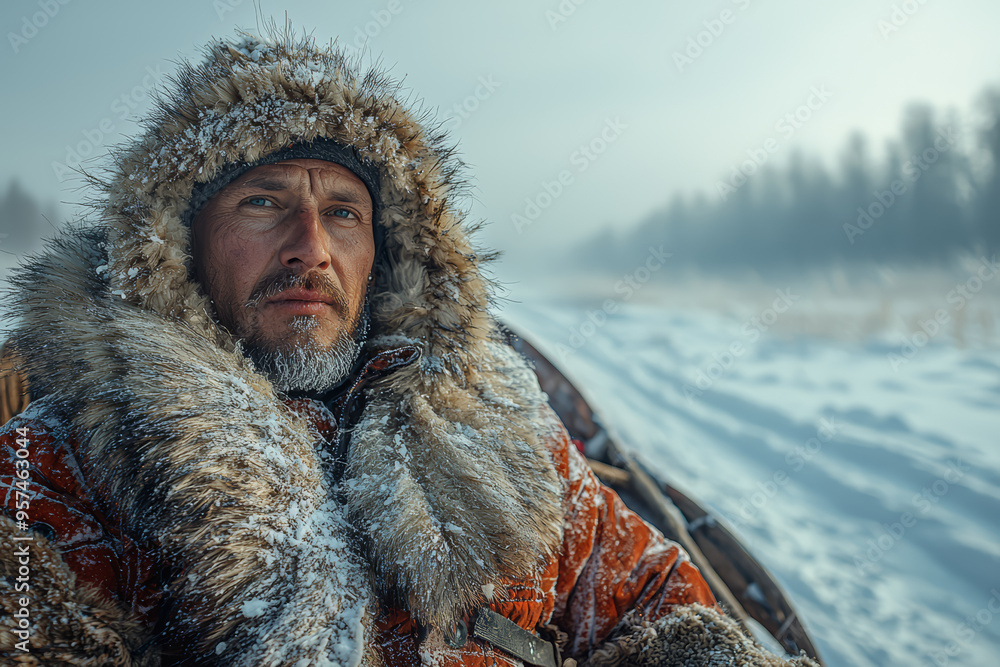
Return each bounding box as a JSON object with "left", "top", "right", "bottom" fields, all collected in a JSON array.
[{"left": 264, "top": 288, "right": 337, "bottom": 316}]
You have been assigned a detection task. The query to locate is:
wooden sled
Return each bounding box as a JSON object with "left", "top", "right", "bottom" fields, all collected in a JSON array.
[
  {"left": 0, "top": 343, "right": 29, "bottom": 428},
  {"left": 508, "top": 331, "right": 825, "bottom": 665}
]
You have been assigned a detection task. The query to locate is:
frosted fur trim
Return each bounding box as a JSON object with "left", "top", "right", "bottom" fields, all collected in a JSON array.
[
  {"left": 7, "top": 231, "right": 379, "bottom": 666},
  {"left": 0, "top": 516, "right": 159, "bottom": 666},
  {"left": 345, "top": 342, "right": 564, "bottom": 626},
  {"left": 582, "top": 604, "right": 821, "bottom": 667},
  {"left": 5, "top": 21, "right": 564, "bottom": 646}
]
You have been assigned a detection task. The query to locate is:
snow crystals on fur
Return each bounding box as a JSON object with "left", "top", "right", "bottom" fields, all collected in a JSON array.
[{"left": 3, "top": 21, "right": 563, "bottom": 664}]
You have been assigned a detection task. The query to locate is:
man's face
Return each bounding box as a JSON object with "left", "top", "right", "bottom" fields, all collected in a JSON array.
[{"left": 192, "top": 158, "right": 375, "bottom": 392}]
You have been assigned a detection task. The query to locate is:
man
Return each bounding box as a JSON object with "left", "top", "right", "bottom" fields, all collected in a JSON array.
[{"left": 0, "top": 29, "right": 816, "bottom": 666}]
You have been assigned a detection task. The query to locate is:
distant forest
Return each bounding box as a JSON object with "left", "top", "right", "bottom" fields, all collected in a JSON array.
[
  {"left": 3, "top": 83, "right": 999, "bottom": 274},
  {"left": 0, "top": 181, "right": 58, "bottom": 258},
  {"left": 579, "top": 83, "right": 1000, "bottom": 273}
]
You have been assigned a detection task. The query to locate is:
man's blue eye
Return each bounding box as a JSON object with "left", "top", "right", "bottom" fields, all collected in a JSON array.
[
  {"left": 330, "top": 208, "right": 352, "bottom": 219},
  {"left": 247, "top": 197, "right": 272, "bottom": 207}
]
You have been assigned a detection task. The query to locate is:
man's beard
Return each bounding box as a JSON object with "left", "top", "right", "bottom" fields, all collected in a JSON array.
[
  {"left": 243, "top": 307, "right": 368, "bottom": 394},
  {"left": 215, "top": 270, "right": 368, "bottom": 394}
]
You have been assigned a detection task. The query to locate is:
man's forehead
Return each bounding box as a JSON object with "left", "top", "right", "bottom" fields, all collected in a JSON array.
[
  {"left": 241, "top": 159, "right": 363, "bottom": 183},
  {"left": 231, "top": 160, "right": 372, "bottom": 203}
]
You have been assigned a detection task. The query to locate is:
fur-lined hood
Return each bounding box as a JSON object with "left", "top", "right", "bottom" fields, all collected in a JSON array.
[{"left": 4, "top": 25, "right": 563, "bottom": 665}]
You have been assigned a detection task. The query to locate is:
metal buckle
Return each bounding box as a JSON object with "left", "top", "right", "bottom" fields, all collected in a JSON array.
[
  {"left": 472, "top": 608, "right": 559, "bottom": 667},
  {"left": 443, "top": 619, "right": 468, "bottom": 649}
]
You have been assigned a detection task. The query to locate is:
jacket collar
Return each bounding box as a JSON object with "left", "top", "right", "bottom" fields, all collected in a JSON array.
[{"left": 286, "top": 344, "right": 421, "bottom": 414}]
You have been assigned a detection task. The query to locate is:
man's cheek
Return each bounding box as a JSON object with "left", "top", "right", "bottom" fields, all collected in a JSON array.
[{"left": 220, "top": 244, "right": 265, "bottom": 301}]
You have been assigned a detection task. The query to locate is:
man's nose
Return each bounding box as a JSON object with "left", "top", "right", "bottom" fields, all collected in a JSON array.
[{"left": 278, "top": 203, "right": 332, "bottom": 272}]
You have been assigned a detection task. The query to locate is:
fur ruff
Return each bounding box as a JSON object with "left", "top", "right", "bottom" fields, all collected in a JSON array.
[
  {"left": 582, "top": 604, "right": 821, "bottom": 667},
  {"left": 0, "top": 516, "right": 158, "bottom": 666},
  {"left": 3, "top": 23, "right": 563, "bottom": 665}
]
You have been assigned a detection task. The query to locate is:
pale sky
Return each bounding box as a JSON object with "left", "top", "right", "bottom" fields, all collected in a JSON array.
[{"left": 2, "top": 0, "right": 999, "bottom": 275}]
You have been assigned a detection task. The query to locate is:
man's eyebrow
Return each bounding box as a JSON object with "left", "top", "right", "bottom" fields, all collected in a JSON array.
[
  {"left": 234, "top": 177, "right": 370, "bottom": 207},
  {"left": 322, "top": 187, "right": 371, "bottom": 207}
]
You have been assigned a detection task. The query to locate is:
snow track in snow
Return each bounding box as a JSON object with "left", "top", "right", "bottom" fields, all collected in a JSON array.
[{"left": 503, "top": 299, "right": 1000, "bottom": 667}]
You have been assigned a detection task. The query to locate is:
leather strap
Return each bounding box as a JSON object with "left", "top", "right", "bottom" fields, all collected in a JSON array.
[{"left": 472, "top": 608, "right": 559, "bottom": 667}]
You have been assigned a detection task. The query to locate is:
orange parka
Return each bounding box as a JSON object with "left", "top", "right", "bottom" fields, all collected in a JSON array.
[
  {"left": 0, "top": 345, "right": 716, "bottom": 665},
  {"left": 0, "top": 26, "right": 812, "bottom": 667}
]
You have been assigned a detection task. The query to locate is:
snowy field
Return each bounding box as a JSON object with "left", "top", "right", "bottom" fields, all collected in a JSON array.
[{"left": 500, "top": 279, "right": 1000, "bottom": 667}]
